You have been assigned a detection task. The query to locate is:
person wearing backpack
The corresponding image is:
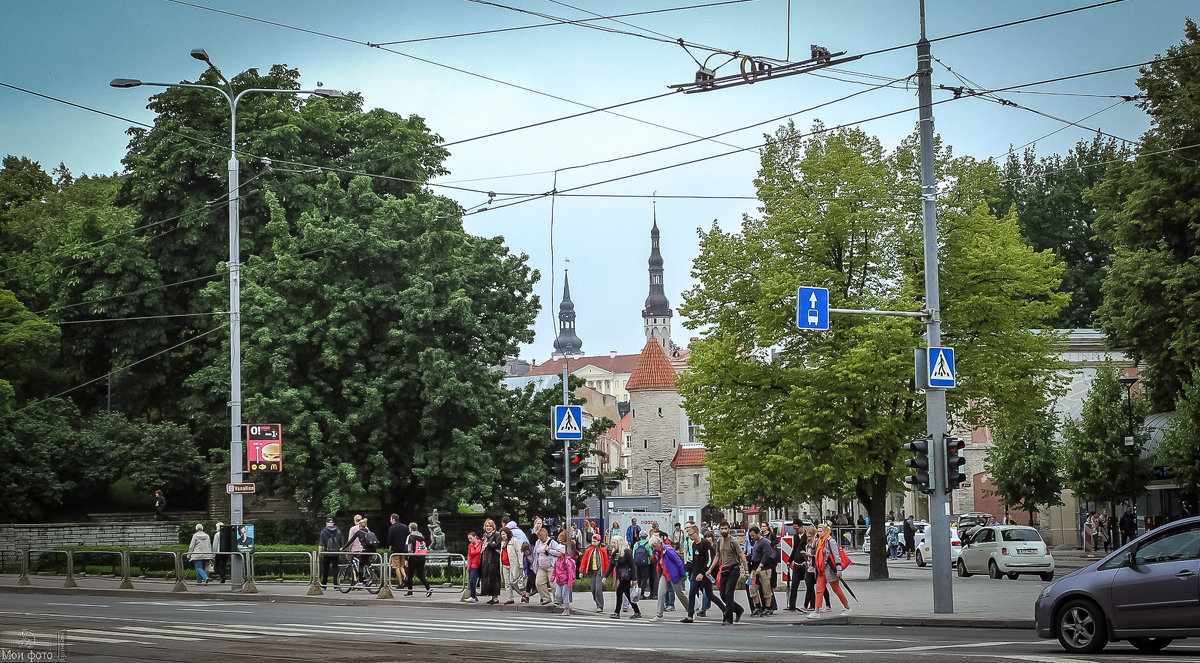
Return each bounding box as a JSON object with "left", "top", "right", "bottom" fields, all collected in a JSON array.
[
  {"left": 317, "top": 517, "right": 344, "bottom": 589},
  {"left": 350, "top": 516, "right": 379, "bottom": 586},
  {"left": 405, "top": 522, "right": 432, "bottom": 597},
  {"left": 746, "top": 526, "right": 775, "bottom": 616},
  {"left": 552, "top": 531, "right": 577, "bottom": 616},
  {"left": 632, "top": 531, "right": 653, "bottom": 599},
  {"left": 806, "top": 522, "right": 851, "bottom": 619}
]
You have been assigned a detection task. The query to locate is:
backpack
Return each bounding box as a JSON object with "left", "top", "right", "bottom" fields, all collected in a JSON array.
[
  {"left": 360, "top": 529, "right": 379, "bottom": 551},
  {"left": 321, "top": 528, "right": 344, "bottom": 551},
  {"left": 413, "top": 539, "right": 428, "bottom": 555},
  {"left": 633, "top": 540, "right": 650, "bottom": 566}
]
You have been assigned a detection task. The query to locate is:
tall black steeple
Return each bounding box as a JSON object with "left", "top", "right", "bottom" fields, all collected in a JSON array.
[
  {"left": 642, "top": 206, "right": 672, "bottom": 351},
  {"left": 552, "top": 268, "right": 583, "bottom": 357}
]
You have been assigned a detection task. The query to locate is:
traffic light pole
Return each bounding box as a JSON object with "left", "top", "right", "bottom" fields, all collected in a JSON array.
[
  {"left": 562, "top": 362, "right": 574, "bottom": 558},
  {"left": 918, "top": 0, "right": 953, "bottom": 614}
]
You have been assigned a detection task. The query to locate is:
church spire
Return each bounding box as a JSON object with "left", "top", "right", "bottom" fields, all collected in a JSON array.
[
  {"left": 552, "top": 267, "right": 583, "bottom": 358},
  {"left": 642, "top": 204, "right": 673, "bottom": 351}
]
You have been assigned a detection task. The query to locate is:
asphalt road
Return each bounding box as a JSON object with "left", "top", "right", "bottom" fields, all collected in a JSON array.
[{"left": 3, "top": 592, "right": 1199, "bottom": 662}]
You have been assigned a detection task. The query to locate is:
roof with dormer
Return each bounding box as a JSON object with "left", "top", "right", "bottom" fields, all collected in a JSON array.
[{"left": 625, "top": 338, "right": 677, "bottom": 391}]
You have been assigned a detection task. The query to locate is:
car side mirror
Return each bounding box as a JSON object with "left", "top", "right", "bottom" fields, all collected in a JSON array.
[{"left": 1122, "top": 550, "right": 1136, "bottom": 568}]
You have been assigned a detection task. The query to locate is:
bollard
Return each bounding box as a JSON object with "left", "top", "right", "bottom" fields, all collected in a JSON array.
[
  {"left": 376, "top": 554, "right": 393, "bottom": 600},
  {"left": 63, "top": 550, "right": 78, "bottom": 588},
  {"left": 17, "top": 550, "right": 31, "bottom": 586},
  {"left": 118, "top": 551, "right": 134, "bottom": 590},
  {"left": 241, "top": 553, "right": 258, "bottom": 594},
  {"left": 171, "top": 552, "right": 188, "bottom": 593},
  {"left": 307, "top": 553, "right": 324, "bottom": 596}
]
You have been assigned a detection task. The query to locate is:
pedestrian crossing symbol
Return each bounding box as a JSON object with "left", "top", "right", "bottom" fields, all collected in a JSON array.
[
  {"left": 553, "top": 405, "right": 584, "bottom": 440},
  {"left": 927, "top": 347, "right": 956, "bottom": 388}
]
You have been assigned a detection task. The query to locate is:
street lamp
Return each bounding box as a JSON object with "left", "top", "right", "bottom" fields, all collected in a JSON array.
[
  {"left": 654, "top": 458, "right": 665, "bottom": 495},
  {"left": 643, "top": 467, "right": 651, "bottom": 495},
  {"left": 1119, "top": 376, "right": 1138, "bottom": 522},
  {"left": 112, "top": 52, "right": 341, "bottom": 589}
]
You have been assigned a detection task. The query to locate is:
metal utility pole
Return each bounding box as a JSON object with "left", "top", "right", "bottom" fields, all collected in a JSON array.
[
  {"left": 562, "top": 361, "right": 573, "bottom": 557},
  {"left": 918, "top": 0, "right": 953, "bottom": 614}
]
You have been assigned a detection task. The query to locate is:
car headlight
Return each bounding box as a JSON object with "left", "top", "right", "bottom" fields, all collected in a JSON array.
[{"left": 1039, "top": 582, "right": 1057, "bottom": 599}]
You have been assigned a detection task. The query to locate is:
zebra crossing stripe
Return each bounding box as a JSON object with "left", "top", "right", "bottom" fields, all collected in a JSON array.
[
  {"left": 71, "top": 628, "right": 200, "bottom": 642},
  {"left": 117, "top": 625, "right": 257, "bottom": 639}
]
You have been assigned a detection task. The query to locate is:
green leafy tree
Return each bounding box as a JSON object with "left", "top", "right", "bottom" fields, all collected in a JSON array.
[
  {"left": 0, "top": 398, "right": 79, "bottom": 521},
  {"left": 71, "top": 411, "right": 205, "bottom": 504},
  {"left": 1089, "top": 19, "right": 1200, "bottom": 408},
  {"left": 0, "top": 288, "right": 61, "bottom": 410},
  {"left": 992, "top": 135, "right": 1131, "bottom": 328},
  {"left": 1157, "top": 365, "right": 1200, "bottom": 505},
  {"left": 184, "top": 176, "right": 538, "bottom": 518},
  {"left": 679, "top": 121, "right": 1068, "bottom": 578},
  {"left": 1060, "top": 362, "right": 1154, "bottom": 505},
  {"left": 984, "top": 410, "right": 1064, "bottom": 525},
  {"left": 116, "top": 64, "right": 449, "bottom": 423}
]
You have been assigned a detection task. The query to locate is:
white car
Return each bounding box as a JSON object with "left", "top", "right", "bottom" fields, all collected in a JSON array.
[
  {"left": 913, "top": 522, "right": 962, "bottom": 568},
  {"left": 956, "top": 525, "right": 1055, "bottom": 581}
]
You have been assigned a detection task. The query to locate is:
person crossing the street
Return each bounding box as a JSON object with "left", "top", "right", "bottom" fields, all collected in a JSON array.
[
  {"left": 580, "top": 534, "right": 610, "bottom": 612},
  {"left": 707, "top": 520, "right": 748, "bottom": 625},
  {"left": 680, "top": 522, "right": 725, "bottom": 623}
]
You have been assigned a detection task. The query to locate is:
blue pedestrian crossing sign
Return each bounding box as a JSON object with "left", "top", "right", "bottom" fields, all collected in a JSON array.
[
  {"left": 796, "top": 286, "right": 829, "bottom": 330},
  {"left": 927, "top": 347, "right": 956, "bottom": 388},
  {"left": 553, "top": 405, "right": 584, "bottom": 440}
]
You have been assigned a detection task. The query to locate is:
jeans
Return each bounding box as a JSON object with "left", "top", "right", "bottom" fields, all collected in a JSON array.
[
  {"left": 406, "top": 558, "right": 430, "bottom": 591},
  {"left": 320, "top": 554, "right": 339, "bottom": 586},
  {"left": 467, "top": 567, "right": 479, "bottom": 599},
  {"left": 687, "top": 573, "right": 725, "bottom": 617},
  {"left": 637, "top": 564, "right": 653, "bottom": 597},
  {"left": 555, "top": 583, "right": 572, "bottom": 610},
  {"left": 193, "top": 560, "right": 209, "bottom": 583}
]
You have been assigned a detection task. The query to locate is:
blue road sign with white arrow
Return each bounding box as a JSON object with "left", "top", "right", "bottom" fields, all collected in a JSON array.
[
  {"left": 797, "top": 286, "right": 829, "bottom": 330},
  {"left": 927, "top": 347, "right": 956, "bottom": 388},
  {"left": 553, "top": 405, "right": 584, "bottom": 440}
]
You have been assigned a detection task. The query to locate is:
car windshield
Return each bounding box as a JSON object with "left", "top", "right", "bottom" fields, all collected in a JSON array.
[{"left": 1001, "top": 529, "right": 1041, "bottom": 542}]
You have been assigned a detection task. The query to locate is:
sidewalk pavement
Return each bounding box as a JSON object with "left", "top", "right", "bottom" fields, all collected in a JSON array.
[{"left": 2, "top": 551, "right": 1086, "bottom": 630}]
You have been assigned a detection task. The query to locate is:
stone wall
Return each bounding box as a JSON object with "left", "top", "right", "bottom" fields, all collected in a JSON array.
[
  {"left": 627, "top": 388, "right": 683, "bottom": 509},
  {"left": 0, "top": 522, "right": 180, "bottom": 552}
]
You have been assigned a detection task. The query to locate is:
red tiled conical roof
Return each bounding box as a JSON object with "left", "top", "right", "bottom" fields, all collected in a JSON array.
[{"left": 625, "top": 339, "right": 676, "bottom": 390}]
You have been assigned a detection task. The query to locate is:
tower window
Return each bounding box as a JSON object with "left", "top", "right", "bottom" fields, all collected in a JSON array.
[
  {"left": 694, "top": 474, "right": 700, "bottom": 487},
  {"left": 644, "top": 440, "right": 648, "bottom": 449}
]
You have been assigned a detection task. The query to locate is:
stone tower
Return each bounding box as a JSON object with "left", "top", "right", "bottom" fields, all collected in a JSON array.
[
  {"left": 552, "top": 269, "right": 583, "bottom": 358},
  {"left": 642, "top": 210, "right": 672, "bottom": 352},
  {"left": 626, "top": 338, "right": 681, "bottom": 508}
]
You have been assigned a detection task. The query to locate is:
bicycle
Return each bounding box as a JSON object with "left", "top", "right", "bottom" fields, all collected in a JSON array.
[{"left": 337, "top": 555, "right": 381, "bottom": 595}]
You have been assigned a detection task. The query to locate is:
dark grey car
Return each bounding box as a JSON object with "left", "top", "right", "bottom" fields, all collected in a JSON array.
[{"left": 1034, "top": 515, "right": 1200, "bottom": 653}]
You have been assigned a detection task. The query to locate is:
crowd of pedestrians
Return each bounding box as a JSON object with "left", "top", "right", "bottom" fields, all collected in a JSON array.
[{"left": 314, "top": 512, "right": 860, "bottom": 623}]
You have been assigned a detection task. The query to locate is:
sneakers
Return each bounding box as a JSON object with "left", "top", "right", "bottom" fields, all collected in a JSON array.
[
  {"left": 649, "top": 616, "right": 662, "bottom": 623},
  {"left": 595, "top": 607, "right": 604, "bottom": 613},
  {"left": 840, "top": 608, "right": 852, "bottom": 616},
  {"left": 560, "top": 609, "right": 571, "bottom": 616},
  {"left": 820, "top": 606, "right": 832, "bottom": 613},
  {"left": 426, "top": 589, "right": 433, "bottom": 597},
  {"left": 629, "top": 613, "right": 641, "bottom": 619},
  {"left": 610, "top": 613, "right": 620, "bottom": 619},
  {"left": 404, "top": 591, "right": 413, "bottom": 596},
  {"left": 697, "top": 611, "right": 706, "bottom": 617},
  {"left": 806, "top": 612, "right": 820, "bottom": 620},
  {"left": 665, "top": 606, "right": 675, "bottom": 612},
  {"left": 504, "top": 600, "right": 514, "bottom": 605},
  {"left": 355, "top": 582, "right": 364, "bottom": 588},
  {"left": 750, "top": 608, "right": 762, "bottom": 617},
  {"left": 680, "top": 617, "right": 694, "bottom": 624}
]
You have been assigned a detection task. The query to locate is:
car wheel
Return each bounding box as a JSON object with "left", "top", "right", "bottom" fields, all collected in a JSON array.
[
  {"left": 915, "top": 550, "right": 926, "bottom": 568},
  {"left": 956, "top": 559, "right": 970, "bottom": 577},
  {"left": 1129, "top": 637, "right": 1172, "bottom": 652},
  {"left": 1007, "top": 572, "right": 1019, "bottom": 580},
  {"left": 988, "top": 560, "right": 1003, "bottom": 580},
  {"left": 1040, "top": 571, "right": 1054, "bottom": 581},
  {"left": 1056, "top": 599, "right": 1108, "bottom": 654}
]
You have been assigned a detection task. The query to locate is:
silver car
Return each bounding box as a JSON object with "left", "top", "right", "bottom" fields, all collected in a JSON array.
[{"left": 1034, "top": 515, "right": 1200, "bottom": 653}]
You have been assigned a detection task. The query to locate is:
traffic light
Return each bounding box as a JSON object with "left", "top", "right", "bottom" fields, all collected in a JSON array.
[
  {"left": 945, "top": 436, "right": 966, "bottom": 492},
  {"left": 905, "top": 434, "right": 933, "bottom": 495},
  {"left": 551, "top": 451, "right": 566, "bottom": 483},
  {"left": 568, "top": 452, "right": 585, "bottom": 489}
]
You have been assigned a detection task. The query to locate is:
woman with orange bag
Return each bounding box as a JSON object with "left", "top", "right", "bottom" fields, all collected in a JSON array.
[{"left": 806, "top": 522, "right": 851, "bottom": 620}]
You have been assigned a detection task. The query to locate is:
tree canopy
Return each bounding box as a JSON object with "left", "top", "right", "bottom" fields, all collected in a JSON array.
[
  {"left": 679, "top": 121, "right": 1068, "bottom": 578},
  {"left": 1089, "top": 19, "right": 1200, "bottom": 409}
]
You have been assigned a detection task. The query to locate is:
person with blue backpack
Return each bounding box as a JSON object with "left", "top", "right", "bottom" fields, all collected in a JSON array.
[{"left": 632, "top": 531, "right": 654, "bottom": 598}]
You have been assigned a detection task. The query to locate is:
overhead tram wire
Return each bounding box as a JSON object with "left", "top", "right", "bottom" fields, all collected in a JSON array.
[
  {"left": 372, "top": 0, "right": 758, "bottom": 46},
  {"left": 465, "top": 52, "right": 1200, "bottom": 217},
  {"left": 160, "top": 0, "right": 747, "bottom": 151},
  {"left": 998, "top": 98, "right": 1134, "bottom": 159},
  {"left": 439, "top": 74, "right": 908, "bottom": 185}
]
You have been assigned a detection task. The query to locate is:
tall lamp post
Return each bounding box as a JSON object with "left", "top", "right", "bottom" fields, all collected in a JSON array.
[
  {"left": 112, "top": 49, "right": 341, "bottom": 588},
  {"left": 654, "top": 458, "right": 665, "bottom": 495},
  {"left": 1118, "top": 376, "right": 1139, "bottom": 522}
]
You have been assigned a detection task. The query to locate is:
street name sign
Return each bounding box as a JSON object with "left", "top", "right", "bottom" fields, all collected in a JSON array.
[
  {"left": 226, "top": 483, "right": 256, "bottom": 494},
  {"left": 796, "top": 286, "right": 829, "bottom": 330},
  {"left": 928, "top": 347, "right": 956, "bottom": 388},
  {"left": 553, "top": 405, "right": 583, "bottom": 440}
]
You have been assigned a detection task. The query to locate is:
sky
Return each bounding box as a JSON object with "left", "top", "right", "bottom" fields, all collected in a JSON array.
[{"left": 2, "top": 0, "right": 1196, "bottom": 363}]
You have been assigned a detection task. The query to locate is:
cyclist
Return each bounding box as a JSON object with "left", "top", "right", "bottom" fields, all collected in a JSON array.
[{"left": 349, "top": 516, "right": 379, "bottom": 586}]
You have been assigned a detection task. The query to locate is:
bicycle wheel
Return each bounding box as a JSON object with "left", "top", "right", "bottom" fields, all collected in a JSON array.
[
  {"left": 365, "top": 564, "right": 381, "bottom": 595},
  {"left": 337, "top": 560, "right": 355, "bottom": 593}
]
